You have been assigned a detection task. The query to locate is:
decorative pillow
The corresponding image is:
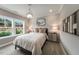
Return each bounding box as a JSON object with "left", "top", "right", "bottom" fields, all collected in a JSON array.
[
  {"left": 39, "top": 28, "right": 46, "bottom": 33},
  {"left": 34, "top": 28, "right": 46, "bottom": 33}
]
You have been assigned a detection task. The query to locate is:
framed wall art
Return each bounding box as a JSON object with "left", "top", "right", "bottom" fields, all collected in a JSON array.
[{"left": 36, "top": 17, "right": 46, "bottom": 26}]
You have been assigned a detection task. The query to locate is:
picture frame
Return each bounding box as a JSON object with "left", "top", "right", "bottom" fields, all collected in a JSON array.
[{"left": 36, "top": 17, "right": 46, "bottom": 26}]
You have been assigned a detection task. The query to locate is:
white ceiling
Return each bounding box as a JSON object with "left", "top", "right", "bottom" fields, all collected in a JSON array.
[{"left": 0, "top": 4, "right": 63, "bottom": 18}]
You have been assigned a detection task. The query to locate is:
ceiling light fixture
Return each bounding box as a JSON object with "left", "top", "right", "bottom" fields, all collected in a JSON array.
[
  {"left": 49, "top": 9, "right": 53, "bottom": 13},
  {"left": 26, "top": 4, "right": 33, "bottom": 19},
  {"left": 49, "top": 9, "right": 59, "bottom": 16}
]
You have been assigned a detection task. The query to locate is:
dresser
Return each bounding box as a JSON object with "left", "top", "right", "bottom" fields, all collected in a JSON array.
[{"left": 48, "top": 32, "right": 59, "bottom": 42}]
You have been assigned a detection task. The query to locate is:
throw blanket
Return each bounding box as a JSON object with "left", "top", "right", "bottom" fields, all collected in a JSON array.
[{"left": 13, "top": 32, "right": 47, "bottom": 55}]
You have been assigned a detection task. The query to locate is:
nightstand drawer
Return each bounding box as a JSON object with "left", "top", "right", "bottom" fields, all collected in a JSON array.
[{"left": 48, "top": 32, "right": 58, "bottom": 42}]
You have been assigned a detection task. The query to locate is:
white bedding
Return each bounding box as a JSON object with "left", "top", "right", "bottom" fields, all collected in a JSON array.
[{"left": 13, "top": 32, "right": 47, "bottom": 55}]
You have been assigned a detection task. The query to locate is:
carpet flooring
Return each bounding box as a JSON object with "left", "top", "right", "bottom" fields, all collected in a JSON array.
[{"left": 0, "top": 41, "right": 64, "bottom": 55}]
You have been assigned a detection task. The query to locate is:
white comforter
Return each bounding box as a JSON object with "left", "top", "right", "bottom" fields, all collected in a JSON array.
[{"left": 13, "top": 32, "right": 47, "bottom": 55}]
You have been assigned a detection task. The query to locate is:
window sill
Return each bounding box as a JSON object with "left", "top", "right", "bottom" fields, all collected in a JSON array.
[{"left": 0, "top": 34, "right": 24, "bottom": 40}]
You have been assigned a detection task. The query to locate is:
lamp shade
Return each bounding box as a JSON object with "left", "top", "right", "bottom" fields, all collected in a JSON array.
[{"left": 52, "top": 24, "right": 59, "bottom": 32}]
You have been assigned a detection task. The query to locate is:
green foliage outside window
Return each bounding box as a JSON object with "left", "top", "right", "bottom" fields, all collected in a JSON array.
[
  {"left": 0, "top": 31, "right": 12, "bottom": 37},
  {"left": 16, "top": 29, "right": 22, "bottom": 34}
]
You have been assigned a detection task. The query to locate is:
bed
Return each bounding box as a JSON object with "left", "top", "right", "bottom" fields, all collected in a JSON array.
[{"left": 13, "top": 28, "right": 48, "bottom": 55}]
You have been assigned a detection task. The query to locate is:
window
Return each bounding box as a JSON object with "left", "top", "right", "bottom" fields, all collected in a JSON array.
[
  {"left": 0, "top": 17, "right": 12, "bottom": 37},
  {"left": 73, "top": 12, "right": 77, "bottom": 24},
  {"left": 0, "top": 16, "right": 25, "bottom": 37},
  {"left": 14, "top": 19, "right": 23, "bottom": 34}
]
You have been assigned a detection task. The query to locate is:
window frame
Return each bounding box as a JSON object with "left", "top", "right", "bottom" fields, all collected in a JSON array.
[{"left": 0, "top": 16, "right": 25, "bottom": 37}]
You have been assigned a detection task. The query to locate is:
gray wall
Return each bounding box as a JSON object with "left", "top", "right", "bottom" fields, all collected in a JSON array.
[
  {"left": 0, "top": 36, "right": 17, "bottom": 46},
  {"left": 59, "top": 4, "right": 79, "bottom": 54},
  {"left": 0, "top": 8, "right": 26, "bottom": 20},
  {"left": 77, "top": 11, "right": 79, "bottom": 35},
  {"left": 60, "top": 31, "right": 79, "bottom": 54},
  {"left": 59, "top": 4, "right": 79, "bottom": 30}
]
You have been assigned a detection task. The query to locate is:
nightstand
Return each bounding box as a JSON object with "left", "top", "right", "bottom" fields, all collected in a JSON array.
[{"left": 48, "top": 32, "right": 59, "bottom": 42}]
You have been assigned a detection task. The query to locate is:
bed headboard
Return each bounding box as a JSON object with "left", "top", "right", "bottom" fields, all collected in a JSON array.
[{"left": 35, "top": 28, "right": 48, "bottom": 34}]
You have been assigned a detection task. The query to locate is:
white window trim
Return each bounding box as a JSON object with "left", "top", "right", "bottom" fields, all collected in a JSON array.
[{"left": 0, "top": 16, "right": 25, "bottom": 37}]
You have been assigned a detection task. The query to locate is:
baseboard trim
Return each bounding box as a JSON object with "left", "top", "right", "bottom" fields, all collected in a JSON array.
[
  {"left": 0, "top": 41, "right": 13, "bottom": 48},
  {"left": 59, "top": 42, "right": 68, "bottom": 55}
]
